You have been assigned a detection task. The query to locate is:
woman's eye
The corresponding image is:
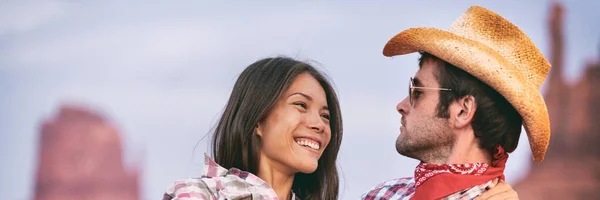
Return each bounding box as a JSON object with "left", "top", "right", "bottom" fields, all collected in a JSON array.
[
  {"left": 293, "top": 102, "right": 307, "bottom": 109},
  {"left": 321, "top": 114, "right": 330, "bottom": 120}
]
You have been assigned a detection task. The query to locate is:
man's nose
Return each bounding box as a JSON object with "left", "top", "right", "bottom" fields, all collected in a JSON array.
[{"left": 397, "top": 97, "right": 410, "bottom": 115}]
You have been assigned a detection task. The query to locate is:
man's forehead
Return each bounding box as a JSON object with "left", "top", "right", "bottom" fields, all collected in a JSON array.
[{"left": 414, "top": 61, "right": 438, "bottom": 84}]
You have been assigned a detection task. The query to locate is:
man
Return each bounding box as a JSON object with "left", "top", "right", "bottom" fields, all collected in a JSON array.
[{"left": 362, "top": 6, "right": 552, "bottom": 200}]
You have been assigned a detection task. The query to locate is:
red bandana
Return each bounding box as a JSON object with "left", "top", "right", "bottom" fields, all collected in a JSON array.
[{"left": 411, "top": 146, "right": 508, "bottom": 200}]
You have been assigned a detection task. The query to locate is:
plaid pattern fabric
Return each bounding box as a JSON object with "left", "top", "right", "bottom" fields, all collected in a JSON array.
[
  {"left": 163, "top": 153, "right": 297, "bottom": 200},
  {"left": 444, "top": 181, "right": 491, "bottom": 200},
  {"left": 361, "top": 177, "right": 492, "bottom": 200},
  {"left": 361, "top": 177, "right": 415, "bottom": 200}
]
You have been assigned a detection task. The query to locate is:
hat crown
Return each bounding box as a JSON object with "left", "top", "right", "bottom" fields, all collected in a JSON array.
[{"left": 448, "top": 6, "right": 551, "bottom": 89}]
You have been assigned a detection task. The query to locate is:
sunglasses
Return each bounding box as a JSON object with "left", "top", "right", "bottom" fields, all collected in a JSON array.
[{"left": 409, "top": 77, "right": 452, "bottom": 107}]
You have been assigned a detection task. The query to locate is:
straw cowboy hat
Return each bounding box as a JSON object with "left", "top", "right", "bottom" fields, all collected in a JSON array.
[{"left": 383, "top": 6, "right": 551, "bottom": 162}]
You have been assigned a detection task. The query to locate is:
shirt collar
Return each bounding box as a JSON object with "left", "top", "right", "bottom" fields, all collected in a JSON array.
[{"left": 202, "top": 153, "right": 298, "bottom": 200}]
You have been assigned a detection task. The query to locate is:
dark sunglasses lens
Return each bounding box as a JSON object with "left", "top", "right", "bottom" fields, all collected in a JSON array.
[{"left": 408, "top": 79, "right": 412, "bottom": 106}]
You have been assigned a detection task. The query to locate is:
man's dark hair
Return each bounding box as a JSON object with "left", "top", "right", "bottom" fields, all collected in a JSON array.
[{"left": 419, "top": 52, "right": 523, "bottom": 154}]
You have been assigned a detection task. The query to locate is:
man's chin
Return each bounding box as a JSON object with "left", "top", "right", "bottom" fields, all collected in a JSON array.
[
  {"left": 396, "top": 143, "right": 420, "bottom": 160},
  {"left": 395, "top": 136, "right": 411, "bottom": 154},
  {"left": 395, "top": 145, "right": 410, "bottom": 156}
]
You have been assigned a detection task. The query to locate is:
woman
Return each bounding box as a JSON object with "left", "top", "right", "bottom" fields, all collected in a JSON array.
[
  {"left": 162, "top": 57, "right": 520, "bottom": 200},
  {"left": 164, "top": 57, "right": 342, "bottom": 200}
]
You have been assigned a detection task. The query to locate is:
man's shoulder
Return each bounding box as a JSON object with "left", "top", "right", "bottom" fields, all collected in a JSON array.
[
  {"left": 443, "top": 180, "right": 493, "bottom": 200},
  {"left": 361, "top": 177, "right": 416, "bottom": 200},
  {"left": 369, "top": 177, "right": 415, "bottom": 190}
]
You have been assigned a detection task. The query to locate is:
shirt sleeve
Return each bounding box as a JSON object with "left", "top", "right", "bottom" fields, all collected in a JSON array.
[
  {"left": 443, "top": 180, "right": 493, "bottom": 200},
  {"left": 163, "top": 178, "right": 218, "bottom": 200}
]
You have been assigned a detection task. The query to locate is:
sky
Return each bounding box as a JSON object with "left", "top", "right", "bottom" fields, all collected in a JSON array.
[{"left": 1, "top": 0, "right": 599, "bottom": 199}]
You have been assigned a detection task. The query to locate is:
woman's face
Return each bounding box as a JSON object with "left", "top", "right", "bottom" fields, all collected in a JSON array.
[{"left": 256, "top": 72, "right": 332, "bottom": 174}]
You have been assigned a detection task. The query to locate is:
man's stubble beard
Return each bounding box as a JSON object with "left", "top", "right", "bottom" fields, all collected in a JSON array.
[{"left": 395, "top": 116, "right": 454, "bottom": 163}]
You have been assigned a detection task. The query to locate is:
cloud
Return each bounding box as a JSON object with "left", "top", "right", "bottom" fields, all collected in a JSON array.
[
  {"left": 1, "top": 2, "right": 346, "bottom": 72},
  {"left": 4, "top": 22, "right": 228, "bottom": 71},
  {"left": 0, "top": 0, "right": 68, "bottom": 36}
]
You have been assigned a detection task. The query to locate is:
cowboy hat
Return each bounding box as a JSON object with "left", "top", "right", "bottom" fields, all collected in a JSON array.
[{"left": 383, "top": 6, "right": 551, "bottom": 162}]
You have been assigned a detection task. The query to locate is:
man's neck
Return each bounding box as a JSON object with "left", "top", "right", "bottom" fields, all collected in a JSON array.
[
  {"left": 257, "top": 155, "right": 295, "bottom": 200},
  {"left": 446, "top": 132, "right": 491, "bottom": 164},
  {"left": 421, "top": 132, "right": 491, "bottom": 164}
]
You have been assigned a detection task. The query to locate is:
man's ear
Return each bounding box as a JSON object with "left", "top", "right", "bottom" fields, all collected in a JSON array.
[{"left": 452, "top": 95, "right": 477, "bottom": 129}]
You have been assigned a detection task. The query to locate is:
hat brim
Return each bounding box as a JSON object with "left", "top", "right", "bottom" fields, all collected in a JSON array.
[{"left": 384, "top": 27, "right": 551, "bottom": 162}]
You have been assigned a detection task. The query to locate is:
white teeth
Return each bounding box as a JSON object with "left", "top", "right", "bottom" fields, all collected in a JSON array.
[{"left": 296, "top": 140, "right": 319, "bottom": 150}]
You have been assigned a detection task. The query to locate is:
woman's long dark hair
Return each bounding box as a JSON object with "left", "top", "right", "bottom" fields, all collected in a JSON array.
[{"left": 210, "top": 57, "right": 342, "bottom": 200}]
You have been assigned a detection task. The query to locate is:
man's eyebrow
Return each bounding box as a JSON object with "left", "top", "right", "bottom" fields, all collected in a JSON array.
[{"left": 413, "top": 77, "right": 423, "bottom": 87}]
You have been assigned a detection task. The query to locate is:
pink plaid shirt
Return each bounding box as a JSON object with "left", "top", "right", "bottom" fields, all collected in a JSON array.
[
  {"left": 361, "top": 177, "right": 492, "bottom": 200},
  {"left": 163, "top": 154, "right": 297, "bottom": 200}
]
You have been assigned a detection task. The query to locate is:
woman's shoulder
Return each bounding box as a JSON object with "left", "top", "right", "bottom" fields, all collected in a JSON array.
[
  {"left": 162, "top": 153, "right": 280, "bottom": 200},
  {"left": 163, "top": 177, "right": 216, "bottom": 200},
  {"left": 163, "top": 153, "right": 236, "bottom": 200}
]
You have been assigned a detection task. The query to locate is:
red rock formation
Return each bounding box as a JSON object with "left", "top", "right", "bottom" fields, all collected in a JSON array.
[
  {"left": 33, "top": 105, "right": 140, "bottom": 200},
  {"left": 542, "top": 2, "right": 569, "bottom": 159},
  {"left": 513, "top": 2, "right": 600, "bottom": 199}
]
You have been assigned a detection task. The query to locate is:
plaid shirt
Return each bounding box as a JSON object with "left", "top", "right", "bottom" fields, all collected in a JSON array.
[
  {"left": 361, "top": 177, "right": 492, "bottom": 200},
  {"left": 163, "top": 153, "right": 298, "bottom": 200}
]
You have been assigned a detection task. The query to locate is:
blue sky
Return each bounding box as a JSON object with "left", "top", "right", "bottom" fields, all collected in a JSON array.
[{"left": 1, "top": 0, "right": 598, "bottom": 199}]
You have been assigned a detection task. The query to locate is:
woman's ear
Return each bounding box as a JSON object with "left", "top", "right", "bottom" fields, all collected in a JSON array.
[
  {"left": 255, "top": 123, "right": 263, "bottom": 137},
  {"left": 453, "top": 95, "right": 477, "bottom": 129}
]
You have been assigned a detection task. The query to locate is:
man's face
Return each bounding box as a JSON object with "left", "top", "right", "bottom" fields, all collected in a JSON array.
[{"left": 395, "top": 60, "right": 455, "bottom": 161}]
